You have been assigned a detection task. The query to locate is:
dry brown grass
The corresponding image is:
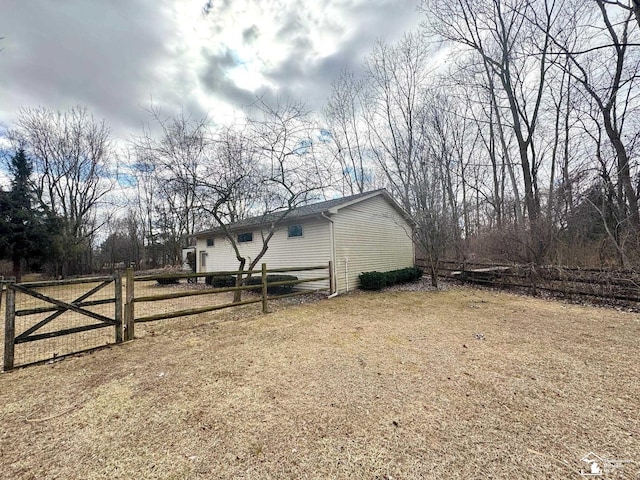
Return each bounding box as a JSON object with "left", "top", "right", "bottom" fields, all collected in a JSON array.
[
  {"left": 0, "top": 280, "right": 240, "bottom": 366},
  {"left": 1, "top": 286, "right": 639, "bottom": 479}
]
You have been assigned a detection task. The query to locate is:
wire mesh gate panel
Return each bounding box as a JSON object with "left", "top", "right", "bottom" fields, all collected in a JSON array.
[
  {"left": 1, "top": 264, "right": 331, "bottom": 370},
  {"left": 3, "top": 275, "right": 122, "bottom": 370}
]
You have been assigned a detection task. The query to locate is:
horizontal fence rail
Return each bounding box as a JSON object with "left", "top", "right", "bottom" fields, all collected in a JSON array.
[
  {"left": 3, "top": 275, "right": 122, "bottom": 370},
  {"left": 3, "top": 262, "right": 333, "bottom": 371},
  {"left": 127, "top": 263, "right": 331, "bottom": 328},
  {"left": 416, "top": 259, "right": 640, "bottom": 306}
]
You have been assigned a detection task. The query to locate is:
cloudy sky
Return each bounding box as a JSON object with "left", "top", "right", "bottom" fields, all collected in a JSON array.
[{"left": 0, "top": 0, "right": 421, "bottom": 141}]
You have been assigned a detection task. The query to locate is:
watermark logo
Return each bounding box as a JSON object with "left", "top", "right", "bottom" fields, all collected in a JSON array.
[{"left": 579, "top": 452, "right": 634, "bottom": 477}]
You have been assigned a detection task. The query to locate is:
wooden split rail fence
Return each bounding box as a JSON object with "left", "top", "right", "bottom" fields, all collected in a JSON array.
[
  {"left": 419, "top": 259, "right": 640, "bottom": 305},
  {"left": 2, "top": 263, "right": 332, "bottom": 370}
]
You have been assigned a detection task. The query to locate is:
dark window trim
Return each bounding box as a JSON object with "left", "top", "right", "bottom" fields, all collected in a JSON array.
[
  {"left": 287, "top": 224, "right": 303, "bottom": 238},
  {"left": 237, "top": 232, "right": 253, "bottom": 243}
]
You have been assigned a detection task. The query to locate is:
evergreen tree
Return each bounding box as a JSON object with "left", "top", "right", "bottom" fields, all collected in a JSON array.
[{"left": 0, "top": 149, "right": 62, "bottom": 281}]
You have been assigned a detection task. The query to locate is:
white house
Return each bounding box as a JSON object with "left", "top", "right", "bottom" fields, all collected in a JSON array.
[{"left": 192, "top": 189, "right": 415, "bottom": 294}]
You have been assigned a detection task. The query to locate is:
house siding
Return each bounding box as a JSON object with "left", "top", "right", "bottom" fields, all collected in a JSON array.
[
  {"left": 332, "top": 195, "right": 414, "bottom": 293},
  {"left": 196, "top": 217, "right": 331, "bottom": 290}
]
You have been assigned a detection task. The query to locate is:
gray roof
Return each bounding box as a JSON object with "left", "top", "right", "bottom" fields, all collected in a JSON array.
[{"left": 193, "top": 189, "right": 403, "bottom": 237}]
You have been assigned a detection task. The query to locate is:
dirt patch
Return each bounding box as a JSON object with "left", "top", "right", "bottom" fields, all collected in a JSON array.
[{"left": 1, "top": 287, "right": 639, "bottom": 479}]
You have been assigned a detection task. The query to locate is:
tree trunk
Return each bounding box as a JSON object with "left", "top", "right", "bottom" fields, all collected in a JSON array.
[
  {"left": 233, "top": 257, "right": 246, "bottom": 303},
  {"left": 602, "top": 110, "right": 640, "bottom": 229},
  {"left": 12, "top": 256, "right": 22, "bottom": 283},
  {"left": 430, "top": 264, "right": 439, "bottom": 288}
]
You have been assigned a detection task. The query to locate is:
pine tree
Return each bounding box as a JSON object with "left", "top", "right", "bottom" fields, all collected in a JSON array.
[{"left": 0, "top": 149, "right": 62, "bottom": 281}]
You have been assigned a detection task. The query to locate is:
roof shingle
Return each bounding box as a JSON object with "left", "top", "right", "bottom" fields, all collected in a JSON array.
[{"left": 193, "top": 189, "right": 389, "bottom": 236}]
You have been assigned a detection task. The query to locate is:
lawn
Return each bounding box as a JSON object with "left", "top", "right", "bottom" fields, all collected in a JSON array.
[{"left": 0, "top": 286, "right": 638, "bottom": 479}]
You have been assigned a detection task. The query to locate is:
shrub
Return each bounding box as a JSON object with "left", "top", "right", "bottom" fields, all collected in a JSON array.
[
  {"left": 414, "top": 266, "right": 424, "bottom": 280},
  {"left": 268, "top": 274, "right": 299, "bottom": 294},
  {"left": 394, "top": 267, "right": 412, "bottom": 283},
  {"left": 385, "top": 270, "right": 398, "bottom": 285},
  {"left": 243, "top": 274, "right": 299, "bottom": 294},
  {"left": 395, "top": 266, "right": 423, "bottom": 283},
  {"left": 242, "top": 276, "right": 261, "bottom": 292},
  {"left": 358, "top": 271, "right": 387, "bottom": 290},
  {"left": 359, "top": 266, "right": 423, "bottom": 290},
  {"left": 156, "top": 276, "right": 180, "bottom": 285},
  {"left": 205, "top": 274, "right": 236, "bottom": 288}
]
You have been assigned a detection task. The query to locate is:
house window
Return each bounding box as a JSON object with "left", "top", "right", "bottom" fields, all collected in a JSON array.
[
  {"left": 237, "top": 232, "right": 253, "bottom": 243},
  {"left": 288, "top": 224, "right": 303, "bottom": 238},
  {"left": 200, "top": 251, "right": 207, "bottom": 270},
  {"left": 206, "top": 238, "right": 214, "bottom": 247}
]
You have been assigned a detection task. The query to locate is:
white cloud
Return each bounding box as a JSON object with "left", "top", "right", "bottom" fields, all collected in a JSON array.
[{"left": 0, "top": 0, "right": 421, "bottom": 137}]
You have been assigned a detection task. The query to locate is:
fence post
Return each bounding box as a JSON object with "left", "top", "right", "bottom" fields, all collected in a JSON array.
[
  {"left": 3, "top": 284, "right": 16, "bottom": 371},
  {"left": 261, "top": 263, "right": 268, "bottom": 314},
  {"left": 529, "top": 264, "right": 538, "bottom": 297},
  {"left": 328, "top": 260, "right": 335, "bottom": 294},
  {"left": 124, "top": 267, "right": 135, "bottom": 341},
  {"left": 114, "top": 272, "right": 123, "bottom": 344}
]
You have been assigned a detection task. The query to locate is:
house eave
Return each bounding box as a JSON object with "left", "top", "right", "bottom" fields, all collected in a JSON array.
[
  {"left": 189, "top": 188, "right": 415, "bottom": 239},
  {"left": 190, "top": 211, "right": 326, "bottom": 239}
]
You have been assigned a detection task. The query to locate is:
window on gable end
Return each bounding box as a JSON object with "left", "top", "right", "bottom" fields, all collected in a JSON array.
[{"left": 287, "top": 224, "right": 303, "bottom": 238}]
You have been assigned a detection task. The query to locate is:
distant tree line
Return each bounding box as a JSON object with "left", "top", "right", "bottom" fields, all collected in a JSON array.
[
  {"left": 4, "top": 106, "right": 113, "bottom": 277},
  {"left": 325, "top": 0, "right": 640, "bottom": 282}
]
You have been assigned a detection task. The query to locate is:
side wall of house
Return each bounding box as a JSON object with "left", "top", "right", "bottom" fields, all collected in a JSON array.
[
  {"left": 332, "top": 195, "right": 414, "bottom": 293},
  {"left": 195, "top": 217, "right": 332, "bottom": 290}
]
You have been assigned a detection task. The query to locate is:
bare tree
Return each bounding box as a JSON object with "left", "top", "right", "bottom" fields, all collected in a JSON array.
[
  {"left": 10, "top": 105, "right": 114, "bottom": 275},
  {"left": 97, "top": 210, "right": 144, "bottom": 272},
  {"left": 194, "top": 127, "right": 260, "bottom": 300},
  {"left": 363, "top": 34, "right": 432, "bottom": 214},
  {"left": 206, "top": 126, "right": 262, "bottom": 224},
  {"left": 422, "top": 0, "right": 567, "bottom": 263},
  {"left": 195, "top": 98, "right": 329, "bottom": 300},
  {"left": 462, "top": 79, "right": 512, "bottom": 232},
  {"left": 323, "top": 70, "right": 374, "bottom": 194},
  {"left": 530, "top": 0, "right": 640, "bottom": 265},
  {"left": 244, "top": 98, "right": 330, "bottom": 269},
  {"left": 559, "top": 1, "right": 638, "bottom": 227},
  {"left": 131, "top": 107, "right": 211, "bottom": 265},
  {"left": 318, "top": 0, "right": 640, "bottom": 268},
  {"left": 412, "top": 100, "right": 457, "bottom": 287},
  {"left": 603, "top": 0, "right": 640, "bottom": 30},
  {"left": 125, "top": 148, "right": 158, "bottom": 268}
]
